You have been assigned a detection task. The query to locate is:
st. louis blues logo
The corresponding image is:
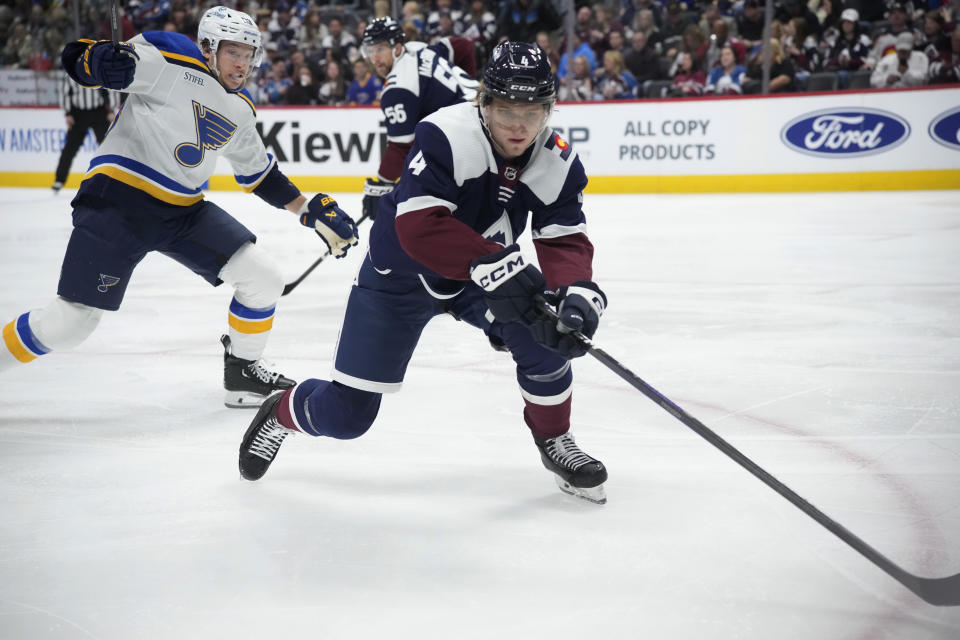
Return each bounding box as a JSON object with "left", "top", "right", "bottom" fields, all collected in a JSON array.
[
  {"left": 174, "top": 101, "right": 237, "bottom": 167},
  {"left": 97, "top": 274, "right": 121, "bottom": 293}
]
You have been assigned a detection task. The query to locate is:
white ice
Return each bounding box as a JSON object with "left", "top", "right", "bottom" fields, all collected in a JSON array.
[{"left": 1, "top": 188, "right": 958, "bottom": 639}]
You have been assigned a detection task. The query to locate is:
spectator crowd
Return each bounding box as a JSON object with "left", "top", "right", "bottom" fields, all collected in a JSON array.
[{"left": 1, "top": 0, "right": 958, "bottom": 105}]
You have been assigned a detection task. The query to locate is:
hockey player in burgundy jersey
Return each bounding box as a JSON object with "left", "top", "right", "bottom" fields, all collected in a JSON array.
[
  {"left": 359, "top": 17, "right": 479, "bottom": 221},
  {"left": 0, "top": 6, "right": 359, "bottom": 409},
  {"left": 239, "top": 42, "right": 610, "bottom": 504}
]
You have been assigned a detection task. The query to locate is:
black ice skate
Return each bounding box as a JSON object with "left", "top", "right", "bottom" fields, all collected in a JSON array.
[
  {"left": 222, "top": 334, "right": 295, "bottom": 408},
  {"left": 239, "top": 391, "right": 295, "bottom": 480},
  {"left": 534, "top": 433, "right": 608, "bottom": 504}
]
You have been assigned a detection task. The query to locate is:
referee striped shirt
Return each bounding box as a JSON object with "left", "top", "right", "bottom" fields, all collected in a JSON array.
[{"left": 60, "top": 74, "right": 121, "bottom": 113}]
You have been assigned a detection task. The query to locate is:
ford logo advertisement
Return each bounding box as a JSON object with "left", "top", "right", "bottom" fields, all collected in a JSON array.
[
  {"left": 928, "top": 107, "right": 960, "bottom": 151},
  {"left": 780, "top": 108, "right": 910, "bottom": 157}
]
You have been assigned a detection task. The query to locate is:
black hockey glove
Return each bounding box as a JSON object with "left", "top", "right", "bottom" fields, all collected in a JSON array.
[
  {"left": 361, "top": 177, "right": 394, "bottom": 220},
  {"left": 529, "top": 281, "right": 607, "bottom": 359},
  {"left": 299, "top": 194, "right": 359, "bottom": 258},
  {"left": 78, "top": 41, "right": 138, "bottom": 90},
  {"left": 470, "top": 244, "right": 548, "bottom": 326}
]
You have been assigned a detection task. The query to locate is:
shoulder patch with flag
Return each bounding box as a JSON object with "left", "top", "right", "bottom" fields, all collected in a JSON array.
[{"left": 545, "top": 132, "right": 572, "bottom": 161}]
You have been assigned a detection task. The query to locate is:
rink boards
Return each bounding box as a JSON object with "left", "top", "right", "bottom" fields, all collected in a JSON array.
[{"left": 0, "top": 85, "right": 957, "bottom": 193}]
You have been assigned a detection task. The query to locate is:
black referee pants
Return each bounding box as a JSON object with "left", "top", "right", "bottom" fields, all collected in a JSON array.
[{"left": 54, "top": 107, "right": 110, "bottom": 184}]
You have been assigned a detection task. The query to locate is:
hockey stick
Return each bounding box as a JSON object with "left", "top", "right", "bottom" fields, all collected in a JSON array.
[
  {"left": 281, "top": 212, "right": 370, "bottom": 296},
  {"left": 109, "top": 0, "right": 121, "bottom": 49},
  {"left": 537, "top": 302, "right": 960, "bottom": 606}
]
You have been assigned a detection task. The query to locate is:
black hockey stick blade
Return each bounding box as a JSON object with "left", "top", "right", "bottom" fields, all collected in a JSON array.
[
  {"left": 281, "top": 212, "right": 369, "bottom": 296},
  {"left": 536, "top": 302, "right": 960, "bottom": 606},
  {"left": 894, "top": 572, "right": 960, "bottom": 607}
]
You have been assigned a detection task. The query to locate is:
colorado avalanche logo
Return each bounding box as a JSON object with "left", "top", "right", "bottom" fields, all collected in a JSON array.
[
  {"left": 928, "top": 107, "right": 960, "bottom": 151},
  {"left": 780, "top": 108, "right": 909, "bottom": 157},
  {"left": 482, "top": 210, "right": 514, "bottom": 246},
  {"left": 174, "top": 101, "right": 237, "bottom": 167}
]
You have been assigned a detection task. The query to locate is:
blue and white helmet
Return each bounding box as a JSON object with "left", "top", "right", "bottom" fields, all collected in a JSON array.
[{"left": 197, "top": 5, "right": 263, "bottom": 78}]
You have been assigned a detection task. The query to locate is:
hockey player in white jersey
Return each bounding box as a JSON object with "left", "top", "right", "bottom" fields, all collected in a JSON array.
[
  {"left": 238, "top": 42, "right": 610, "bottom": 504},
  {"left": 359, "top": 17, "right": 479, "bottom": 221},
  {"left": 0, "top": 6, "right": 359, "bottom": 409}
]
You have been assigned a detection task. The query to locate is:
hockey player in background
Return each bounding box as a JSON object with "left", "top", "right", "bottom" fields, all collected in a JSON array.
[
  {"left": 0, "top": 6, "right": 359, "bottom": 409},
  {"left": 239, "top": 42, "right": 611, "bottom": 504},
  {"left": 359, "top": 17, "right": 479, "bottom": 221}
]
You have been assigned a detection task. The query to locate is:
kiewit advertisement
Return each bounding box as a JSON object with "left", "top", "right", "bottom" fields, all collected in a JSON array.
[{"left": 1, "top": 86, "right": 958, "bottom": 193}]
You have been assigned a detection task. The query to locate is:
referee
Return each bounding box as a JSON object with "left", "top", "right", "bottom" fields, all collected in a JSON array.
[{"left": 52, "top": 75, "right": 121, "bottom": 193}]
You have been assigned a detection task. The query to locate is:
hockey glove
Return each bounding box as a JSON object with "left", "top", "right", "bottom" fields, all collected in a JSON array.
[
  {"left": 361, "top": 177, "right": 395, "bottom": 220},
  {"left": 470, "top": 244, "right": 548, "bottom": 325},
  {"left": 529, "top": 281, "right": 607, "bottom": 358},
  {"left": 299, "top": 194, "right": 359, "bottom": 258},
  {"left": 78, "top": 41, "right": 138, "bottom": 90}
]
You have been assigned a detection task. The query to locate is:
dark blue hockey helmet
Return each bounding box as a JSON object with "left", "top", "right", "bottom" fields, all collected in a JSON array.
[
  {"left": 362, "top": 17, "right": 406, "bottom": 49},
  {"left": 481, "top": 42, "right": 556, "bottom": 105}
]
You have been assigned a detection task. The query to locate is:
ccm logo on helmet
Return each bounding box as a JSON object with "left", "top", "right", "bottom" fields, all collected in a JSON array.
[{"left": 510, "top": 84, "right": 535, "bottom": 92}]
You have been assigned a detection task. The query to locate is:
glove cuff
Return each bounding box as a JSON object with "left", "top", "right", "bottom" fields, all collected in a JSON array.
[
  {"left": 469, "top": 245, "right": 527, "bottom": 292},
  {"left": 564, "top": 280, "right": 607, "bottom": 315},
  {"left": 363, "top": 178, "right": 395, "bottom": 197},
  {"left": 75, "top": 43, "right": 100, "bottom": 86}
]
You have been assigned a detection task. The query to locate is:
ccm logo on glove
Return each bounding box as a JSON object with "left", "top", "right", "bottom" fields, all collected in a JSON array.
[
  {"left": 470, "top": 245, "right": 547, "bottom": 325},
  {"left": 470, "top": 253, "right": 527, "bottom": 290}
]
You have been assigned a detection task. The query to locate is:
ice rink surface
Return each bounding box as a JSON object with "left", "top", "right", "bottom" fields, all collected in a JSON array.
[{"left": 0, "top": 187, "right": 958, "bottom": 639}]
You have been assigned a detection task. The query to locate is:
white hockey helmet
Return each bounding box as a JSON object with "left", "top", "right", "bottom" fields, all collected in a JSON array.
[{"left": 197, "top": 5, "right": 263, "bottom": 78}]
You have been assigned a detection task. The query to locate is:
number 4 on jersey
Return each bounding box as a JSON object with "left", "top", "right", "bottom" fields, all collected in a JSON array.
[{"left": 408, "top": 150, "right": 427, "bottom": 175}]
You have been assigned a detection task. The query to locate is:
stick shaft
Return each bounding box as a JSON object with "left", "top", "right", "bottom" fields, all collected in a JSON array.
[
  {"left": 282, "top": 213, "right": 369, "bottom": 296},
  {"left": 537, "top": 302, "right": 959, "bottom": 605},
  {"left": 109, "top": 0, "right": 121, "bottom": 47}
]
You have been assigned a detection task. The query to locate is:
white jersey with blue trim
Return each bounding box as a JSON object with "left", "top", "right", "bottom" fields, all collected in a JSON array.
[{"left": 85, "top": 31, "right": 273, "bottom": 206}]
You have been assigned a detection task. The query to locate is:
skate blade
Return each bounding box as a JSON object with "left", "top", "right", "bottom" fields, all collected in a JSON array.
[
  {"left": 224, "top": 390, "right": 267, "bottom": 409},
  {"left": 554, "top": 475, "right": 607, "bottom": 504}
]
